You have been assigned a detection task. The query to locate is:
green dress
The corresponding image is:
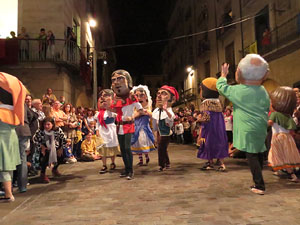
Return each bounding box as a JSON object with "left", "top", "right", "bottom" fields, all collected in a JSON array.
[
  {"left": 0, "top": 121, "right": 21, "bottom": 171},
  {"left": 217, "top": 77, "right": 270, "bottom": 153}
]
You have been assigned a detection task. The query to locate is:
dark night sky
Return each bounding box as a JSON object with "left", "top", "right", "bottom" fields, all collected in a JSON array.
[{"left": 107, "top": 0, "right": 175, "bottom": 83}]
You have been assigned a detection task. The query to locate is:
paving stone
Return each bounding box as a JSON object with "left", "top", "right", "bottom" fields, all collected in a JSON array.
[{"left": 1, "top": 143, "right": 300, "bottom": 224}]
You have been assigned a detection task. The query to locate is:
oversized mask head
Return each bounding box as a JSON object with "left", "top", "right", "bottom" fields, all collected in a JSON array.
[
  {"left": 111, "top": 70, "right": 132, "bottom": 98},
  {"left": 156, "top": 85, "right": 178, "bottom": 108},
  {"left": 98, "top": 89, "right": 114, "bottom": 110},
  {"left": 270, "top": 86, "right": 297, "bottom": 116}
]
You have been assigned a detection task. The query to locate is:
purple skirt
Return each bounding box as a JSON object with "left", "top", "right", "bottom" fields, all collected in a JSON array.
[{"left": 197, "top": 111, "right": 228, "bottom": 160}]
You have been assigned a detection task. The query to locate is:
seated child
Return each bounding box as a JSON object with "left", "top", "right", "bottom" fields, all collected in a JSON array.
[
  {"left": 89, "top": 121, "right": 97, "bottom": 135},
  {"left": 63, "top": 138, "right": 77, "bottom": 164},
  {"left": 81, "top": 132, "right": 101, "bottom": 161}
]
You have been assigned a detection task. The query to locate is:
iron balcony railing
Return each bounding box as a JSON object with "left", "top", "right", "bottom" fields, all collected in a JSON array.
[
  {"left": 17, "top": 39, "right": 81, "bottom": 65},
  {"left": 0, "top": 38, "right": 92, "bottom": 86},
  {"left": 259, "top": 14, "right": 300, "bottom": 55},
  {"left": 0, "top": 38, "right": 81, "bottom": 66}
]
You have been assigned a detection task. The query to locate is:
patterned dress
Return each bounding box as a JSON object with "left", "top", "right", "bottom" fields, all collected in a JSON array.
[
  {"left": 268, "top": 112, "right": 300, "bottom": 171},
  {"left": 32, "top": 127, "right": 66, "bottom": 168},
  {"left": 131, "top": 114, "right": 156, "bottom": 154},
  {"left": 197, "top": 99, "right": 228, "bottom": 160}
]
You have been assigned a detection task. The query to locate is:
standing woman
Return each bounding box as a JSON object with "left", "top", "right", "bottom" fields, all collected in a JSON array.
[
  {"left": 0, "top": 72, "right": 27, "bottom": 202},
  {"left": 62, "top": 103, "right": 78, "bottom": 148},
  {"left": 46, "top": 30, "right": 55, "bottom": 59},
  {"left": 33, "top": 117, "right": 66, "bottom": 183},
  {"left": 83, "top": 108, "right": 95, "bottom": 134}
]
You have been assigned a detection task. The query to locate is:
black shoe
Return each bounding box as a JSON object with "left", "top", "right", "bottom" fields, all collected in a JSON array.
[
  {"left": 146, "top": 158, "right": 150, "bottom": 165},
  {"left": 158, "top": 167, "right": 164, "bottom": 172},
  {"left": 136, "top": 161, "right": 143, "bottom": 166},
  {"left": 110, "top": 163, "right": 116, "bottom": 170},
  {"left": 99, "top": 165, "right": 107, "bottom": 174},
  {"left": 127, "top": 172, "right": 134, "bottom": 180},
  {"left": 119, "top": 171, "right": 128, "bottom": 178},
  {"left": 201, "top": 162, "right": 214, "bottom": 170}
]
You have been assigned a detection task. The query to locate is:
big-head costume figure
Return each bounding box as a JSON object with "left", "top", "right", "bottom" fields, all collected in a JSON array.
[
  {"left": 152, "top": 85, "right": 178, "bottom": 171},
  {"left": 0, "top": 72, "right": 27, "bottom": 201},
  {"left": 111, "top": 70, "right": 143, "bottom": 180},
  {"left": 197, "top": 77, "right": 228, "bottom": 171},
  {"left": 268, "top": 86, "right": 300, "bottom": 182},
  {"left": 217, "top": 54, "right": 270, "bottom": 195},
  {"left": 95, "top": 89, "right": 120, "bottom": 174}
]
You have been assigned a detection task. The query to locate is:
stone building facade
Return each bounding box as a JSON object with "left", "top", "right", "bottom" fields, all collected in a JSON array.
[
  {"left": 0, "top": 0, "right": 115, "bottom": 107},
  {"left": 162, "top": 0, "right": 300, "bottom": 108}
]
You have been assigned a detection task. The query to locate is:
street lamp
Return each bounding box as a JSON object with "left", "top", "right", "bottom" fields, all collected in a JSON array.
[
  {"left": 187, "top": 66, "right": 193, "bottom": 73},
  {"left": 89, "top": 19, "right": 97, "bottom": 28}
]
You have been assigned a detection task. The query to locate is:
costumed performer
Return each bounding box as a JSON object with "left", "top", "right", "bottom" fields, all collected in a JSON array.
[
  {"left": 111, "top": 70, "right": 143, "bottom": 180},
  {"left": 217, "top": 54, "right": 270, "bottom": 195},
  {"left": 95, "top": 89, "right": 120, "bottom": 174},
  {"left": 131, "top": 85, "right": 156, "bottom": 166},
  {"left": 0, "top": 72, "right": 26, "bottom": 202},
  {"left": 197, "top": 77, "right": 228, "bottom": 171},
  {"left": 152, "top": 85, "right": 178, "bottom": 172},
  {"left": 268, "top": 86, "right": 300, "bottom": 182}
]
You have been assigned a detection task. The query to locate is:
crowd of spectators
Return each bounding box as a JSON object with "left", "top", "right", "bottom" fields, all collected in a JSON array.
[{"left": 0, "top": 87, "right": 106, "bottom": 200}]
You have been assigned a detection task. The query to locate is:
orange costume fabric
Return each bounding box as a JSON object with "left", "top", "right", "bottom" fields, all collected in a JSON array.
[{"left": 0, "top": 72, "right": 27, "bottom": 125}]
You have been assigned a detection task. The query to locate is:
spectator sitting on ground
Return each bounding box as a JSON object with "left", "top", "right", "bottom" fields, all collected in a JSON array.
[
  {"left": 63, "top": 139, "right": 77, "bottom": 164},
  {"left": 42, "top": 88, "right": 57, "bottom": 105},
  {"left": 81, "top": 132, "right": 101, "bottom": 161}
]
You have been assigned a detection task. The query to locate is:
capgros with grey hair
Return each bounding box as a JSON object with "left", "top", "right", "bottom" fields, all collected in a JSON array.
[{"left": 238, "top": 54, "right": 269, "bottom": 81}]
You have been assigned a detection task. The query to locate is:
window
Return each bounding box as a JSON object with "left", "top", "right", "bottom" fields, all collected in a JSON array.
[
  {"left": 255, "top": 6, "right": 270, "bottom": 53},
  {"left": 204, "top": 61, "right": 210, "bottom": 78},
  {"left": 225, "top": 42, "right": 235, "bottom": 81}
]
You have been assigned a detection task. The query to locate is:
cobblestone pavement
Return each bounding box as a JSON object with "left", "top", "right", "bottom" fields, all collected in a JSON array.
[{"left": 1, "top": 143, "right": 300, "bottom": 225}]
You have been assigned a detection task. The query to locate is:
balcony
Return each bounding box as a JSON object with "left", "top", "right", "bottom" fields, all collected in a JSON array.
[
  {"left": 0, "top": 39, "right": 91, "bottom": 86},
  {"left": 216, "top": 13, "right": 235, "bottom": 39},
  {"left": 259, "top": 14, "right": 300, "bottom": 59},
  {"left": 0, "top": 39, "right": 81, "bottom": 64},
  {"left": 173, "top": 88, "right": 197, "bottom": 106}
]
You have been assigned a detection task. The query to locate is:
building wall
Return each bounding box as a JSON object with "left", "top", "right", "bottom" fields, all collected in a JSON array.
[
  {"left": 268, "top": 48, "right": 300, "bottom": 86},
  {"left": 1, "top": 0, "right": 112, "bottom": 107},
  {"left": 1, "top": 63, "right": 92, "bottom": 107},
  {"left": 162, "top": 0, "right": 300, "bottom": 97}
]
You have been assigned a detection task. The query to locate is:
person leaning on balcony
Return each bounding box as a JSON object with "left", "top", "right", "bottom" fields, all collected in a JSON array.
[
  {"left": 42, "top": 88, "right": 57, "bottom": 105},
  {"left": 46, "top": 30, "right": 55, "bottom": 59},
  {"left": 261, "top": 28, "right": 271, "bottom": 52},
  {"left": 50, "top": 100, "right": 68, "bottom": 128},
  {"left": 18, "top": 27, "right": 29, "bottom": 60},
  {"left": 37, "top": 28, "right": 47, "bottom": 60}
]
